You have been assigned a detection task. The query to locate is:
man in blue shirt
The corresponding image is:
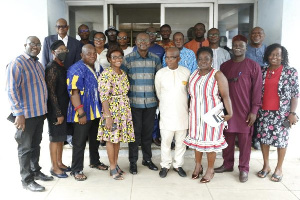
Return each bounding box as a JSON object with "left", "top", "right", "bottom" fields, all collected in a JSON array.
[
  {"left": 162, "top": 32, "right": 197, "bottom": 74},
  {"left": 245, "top": 27, "right": 267, "bottom": 150},
  {"left": 122, "top": 33, "right": 161, "bottom": 174}
]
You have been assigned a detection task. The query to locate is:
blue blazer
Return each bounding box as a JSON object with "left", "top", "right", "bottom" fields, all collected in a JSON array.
[{"left": 42, "top": 35, "right": 81, "bottom": 69}]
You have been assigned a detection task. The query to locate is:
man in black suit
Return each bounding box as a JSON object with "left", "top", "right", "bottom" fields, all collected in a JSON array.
[{"left": 42, "top": 18, "right": 81, "bottom": 69}]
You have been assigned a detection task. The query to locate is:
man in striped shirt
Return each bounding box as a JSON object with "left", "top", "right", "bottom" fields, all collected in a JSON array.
[
  {"left": 6, "top": 36, "right": 53, "bottom": 192},
  {"left": 122, "top": 33, "right": 161, "bottom": 174}
]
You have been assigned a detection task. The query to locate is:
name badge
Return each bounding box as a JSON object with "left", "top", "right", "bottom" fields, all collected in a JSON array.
[{"left": 182, "top": 81, "right": 187, "bottom": 85}]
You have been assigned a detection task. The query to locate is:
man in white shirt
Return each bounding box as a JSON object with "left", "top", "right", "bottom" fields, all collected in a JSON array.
[
  {"left": 207, "top": 28, "right": 230, "bottom": 70},
  {"left": 117, "top": 31, "right": 133, "bottom": 56},
  {"left": 155, "top": 47, "right": 190, "bottom": 178}
]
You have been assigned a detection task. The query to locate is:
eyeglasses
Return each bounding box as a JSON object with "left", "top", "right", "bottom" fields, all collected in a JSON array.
[
  {"left": 111, "top": 55, "right": 123, "bottom": 60},
  {"left": 55, "top": 25, "right": 68, "bottom": 29},
  {"left": 165, "top": 56, "right": 178, "bottom": 60},
  {"left": 117, "top": 36, "right": 127, "bottom": 40},
  {"left": 79, "top": 29, "right": 89, "bottom": 33},
  {"left": 228, "top": 72, "right": 242, "bottom": 82},
  {"left": 208, "top": 33, "right": 219, "bottom": 37},
  {"left": 108, "top": 31, "right": 117, "bottom": 36},
  {"left": 136, "top": 39, "right": 150, "bottom": 43},
  {"left": 27, "top": 42, "right": 42, "bottom": 48},
  {"left": 146, "top": 32, "right": 157, "bottom": 36},
  {"left": 55, "top": 49, "right": 69, "bottom": 53},
  {"left": 94, "top": 38, "right": 105, "bottom": 41}
]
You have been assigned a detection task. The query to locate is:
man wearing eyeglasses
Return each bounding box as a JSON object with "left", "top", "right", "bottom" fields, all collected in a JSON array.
[
  {"left": 78, "top": 24, "right": 94, "bottom": 48},
  {"left": 117, "top": 31, "right": 133, "bottom": 56},
  {"left": 6, "top": 36, "right": 53, "bottom": 192},
  {"left": 155, "top": 47, "right": 190, "bottom": 178},
  {"left": 104, "top": 26, "right": 119, "bottom": 49},
  {"left": 122, "top": 33, "right": 162, "bottom": 175},
  {"left": 215, "top": 35, "right": 262, "bottom": 183},
  {"left": 42, "top": 18, "right": 81, "bottom": 69},
  {"left": 207, "top": 28, "right": 231, "bottom": 70},
  {"left": 162, "top": 32, "right": 197, "bottom": 74}
]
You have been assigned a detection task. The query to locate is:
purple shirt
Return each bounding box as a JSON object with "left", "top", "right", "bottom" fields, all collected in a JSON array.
[
  {"left": 133, "top": 44, "right": 165, "bottom": 61},
  {"left": 220, "top": 58, "right": 262, "bottom": 133}
]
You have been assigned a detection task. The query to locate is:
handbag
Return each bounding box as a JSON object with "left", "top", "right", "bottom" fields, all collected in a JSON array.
[{"left": 202, "top": 102, "right": 228, "bottom": 128}]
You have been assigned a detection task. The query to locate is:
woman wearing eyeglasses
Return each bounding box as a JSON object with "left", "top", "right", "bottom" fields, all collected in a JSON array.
[
  {"left": 184, "top": 47, "right": 233, "bottom": 183},
  {"left": 45, "top": 40, "right": 71, "bottom": 178},
  {"left": 94, "top": 32, "right": 110, "bottom": 71},
  {"left": 97, "top": 47, "right": 135, "bottom": 180},
  {"left": 256, "top": 44, "right": 299, "bottom": 182}
]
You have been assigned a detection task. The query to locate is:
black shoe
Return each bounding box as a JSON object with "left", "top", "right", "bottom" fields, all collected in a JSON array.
[
  {"left": 129, "top": 162, "right": 137, "bottom": 175},
  {"left": 23, "top": 181, "right": 45, "bottom": 192},
  {"left": 153, "top": 138, "right": 161, "bottom": 146},
  {"left": 34, "top": 171, "right": 54, "bottom": 181},
  {"left": 252, "top": 139, "right": 261, "bottom": 150},
  {"left": 142, "top": 160, "right": 158, "bottom": 171},
  {"left": 159, "top": 168, "right": 169, "bottom": 178},
  {"left": 171, "top": 142, "right": 175, "bottom": 150},
  {"left": 173, "top": 167, "right": 187, "bottom": 177}
]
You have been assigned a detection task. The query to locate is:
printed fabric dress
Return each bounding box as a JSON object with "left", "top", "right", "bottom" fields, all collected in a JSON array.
[
  {"left": 97, "top": 68, "right": 135, "bottom": 143},
  {"left": 256, "top": 66, "right": 299, "bottom": 148},
  {"left": 184, "top": 69, "right": 228, "bottom": 152}
]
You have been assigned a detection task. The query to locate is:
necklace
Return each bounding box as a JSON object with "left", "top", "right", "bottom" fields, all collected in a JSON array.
[{"left": 268, "top": 65, "right": 282, "bottom": 79}]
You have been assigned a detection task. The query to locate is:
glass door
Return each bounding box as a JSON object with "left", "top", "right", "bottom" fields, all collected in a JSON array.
[{"left": 161, "top": 3, "right": 214, "bottom": 43}]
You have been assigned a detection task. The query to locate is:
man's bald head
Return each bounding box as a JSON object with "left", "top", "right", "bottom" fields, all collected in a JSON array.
[
  {"left": 56, "top": 18, "right": 68, "bottom": 25},
  {"left": 56, "top": 18, "right": 69, "bottom": 38},
  {"left": 166, "top": 47, "right": 180, "bottom": 56},
  {"left": 250, "top": 26, "right": 265, "bottom": 46},
  {"left": 25, "top": 36, "right": 41, "bottom": 57},
  {"left": 165, "top": 47, "right": 180, "bottom": 70},
  {"left": 81, "top": 44, "right": 96, "bottom": 66}
]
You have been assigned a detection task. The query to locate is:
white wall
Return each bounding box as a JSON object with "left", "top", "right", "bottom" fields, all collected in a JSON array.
[
  {"left": 47, "top": 0, "right": 68, "bottom": 35},
  {"left": 257, "top": 0, "right": 283, "bottom": 45}
]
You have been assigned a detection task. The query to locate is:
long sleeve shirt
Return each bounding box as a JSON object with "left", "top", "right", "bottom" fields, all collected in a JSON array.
[
  {"left": 220, "top": 58, "right": 262, "bottom": 133},
  {"left": 6, "top": 53, "right": 48, "bottom": 118},
  {"left": 155, "top": 66, "right": 190, "bottom": 131}
]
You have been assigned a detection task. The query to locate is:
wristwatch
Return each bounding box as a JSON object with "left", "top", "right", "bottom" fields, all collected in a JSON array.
[{"left": 289, "top": 111, "right": 296, "bottom": 115}]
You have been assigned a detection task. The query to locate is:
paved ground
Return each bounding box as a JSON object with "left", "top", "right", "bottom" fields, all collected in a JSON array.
[{"left": 2, "top": 120, "right": 300, "bottom": 200}]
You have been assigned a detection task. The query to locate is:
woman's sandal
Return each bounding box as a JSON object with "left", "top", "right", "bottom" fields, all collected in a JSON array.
[
  {"left": 192, "top": 165, "right": 203, "bottom": 179},
  {"left": 70, "top": 171, "right": 87, "bottom": 181},
  {"left": 116, "top": 165, "right": 125, "bottom": 175},
  {"left": 271, "top": 173, "right": 283, "bottom": 182},
  {"left": 200, "top": 173, "right": 215, "bottom": 183},
  {"left": 89, "top": 162, "right": 109, "bottom": 170},
  {"left": 257, "top": 170, "right": 271, "bottom": 178},
  {"left": 110, "top": 168, "right": 124, "bottom": 180}
]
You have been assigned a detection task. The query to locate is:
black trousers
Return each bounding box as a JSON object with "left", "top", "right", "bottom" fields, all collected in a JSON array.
[
  {"left": 15, "top": 116, "right": 44, "bottom": 185},
  {"left": 129, "top": 107, "right": 156, "bottom": 163},
  {"left": 71, "top": 118, "right": 100, "bottom": 173}
]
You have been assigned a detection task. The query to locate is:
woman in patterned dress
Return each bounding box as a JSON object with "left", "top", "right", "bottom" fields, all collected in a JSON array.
[
  {"left": 184, "top": 47, "right": 233, "bottom": 183},
  {"left": 98, "top": 47, "right": 135, "bottom": 180},
  {"left": 256, "top": 44, "right": 299, "bottom": 182}
]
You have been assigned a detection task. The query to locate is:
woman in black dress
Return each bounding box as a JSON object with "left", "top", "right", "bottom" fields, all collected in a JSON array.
[{"left": 45, "top": 40, "right": 70, "bottom": 178}]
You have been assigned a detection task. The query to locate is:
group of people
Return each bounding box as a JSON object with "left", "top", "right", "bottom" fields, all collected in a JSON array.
[{"left": 6, "top": 17, "right": 298, "bottom": 192}]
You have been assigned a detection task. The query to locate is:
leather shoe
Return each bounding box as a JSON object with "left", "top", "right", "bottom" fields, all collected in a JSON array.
[
  {"left": 173, "top": 167, "right": 187, "bottom": 177},
  {"left": 50, "top": 170, "right": 68, "bottom": 178},
  {"left": 34, "top": 171, "right": 54, "bottom": 181},
  {"left": 159, "top": 168, "right": 169, "bottom": 178},
  {"left": 142, "top": 160, "right": 158, "bottom": 171},
  {"left": 153, "top": 138, "right": 161, "bottom": 146},
  {"left": 239, "top": 171, "right": 248, "bottom": 183},
  {"left": 214, "top": 165, "right": 233, "bottom": 173},
  {"left": 129, "top": 162, "right": 137, "bottom": 175},
  {"left": 23, "top": 181, "right": 45, "bottom": 192}
]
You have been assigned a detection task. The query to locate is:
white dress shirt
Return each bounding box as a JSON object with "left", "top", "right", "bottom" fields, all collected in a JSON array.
[{"left": 58, "top": 35, "right": 68, "bottom": 47}]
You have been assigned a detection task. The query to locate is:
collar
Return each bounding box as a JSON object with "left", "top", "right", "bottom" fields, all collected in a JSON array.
[
  {"left": 23, "top": 52, "right": 39, "bottom": 61},
  {"left": 167, "top": 66, "right": 179, "bottom": 71},
  {"left": 58, "top": 34, "right": 68, "bottom": 40},
  {"left": 136, "top": 50, "right": 149, "bottom": 58}
]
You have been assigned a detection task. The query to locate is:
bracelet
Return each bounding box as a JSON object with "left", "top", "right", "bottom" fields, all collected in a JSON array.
[
  {"left": 74, "top": 104, "right": 83, "bottom": 111},
  {"left": 103, "top": 115, "right": 111, "bottom": 118},
  {"left": 289, "top": 112, "right": 296, "bottom": 115},
  {"left": 78, "top": 112, "right": 86, "bottom": 119}
]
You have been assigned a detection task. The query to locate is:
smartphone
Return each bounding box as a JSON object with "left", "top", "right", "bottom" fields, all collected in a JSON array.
[{"left": 282, "top": 120, "right": 290, "bottom": 128}]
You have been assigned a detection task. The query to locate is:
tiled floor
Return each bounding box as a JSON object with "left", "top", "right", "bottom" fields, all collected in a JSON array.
[{"left": 2, "top": 123, "right": 300, "bottom": 200}]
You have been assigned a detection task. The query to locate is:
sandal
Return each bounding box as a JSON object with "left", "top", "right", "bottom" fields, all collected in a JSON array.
[
  {"left": 70, "top": 171, "right": 87, "bottom": 181},
  {"left": 89, "top": 162, "right": 109, "bottom": 170},
  {"left": 271, "top": 173, "right": 283, "bottom": 182},
  {"left": 200, "top": 173, "right": 215, "bottom": 183},
  {"left": 257, "top": 170, "right": 271, "bottom": 178},
  {"left": 110, "top": 168, "right": 124, "bottom": 180},
  {"left": 116, "top": 165, "right": 125, "bottom": 175},
  {"left": 192, "top": 165, "right": 203, "bottom": 179}
]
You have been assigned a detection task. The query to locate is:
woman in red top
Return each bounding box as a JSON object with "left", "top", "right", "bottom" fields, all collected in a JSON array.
[{"left": 256, "top": 43, "right": 299, "bottom": 182}]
